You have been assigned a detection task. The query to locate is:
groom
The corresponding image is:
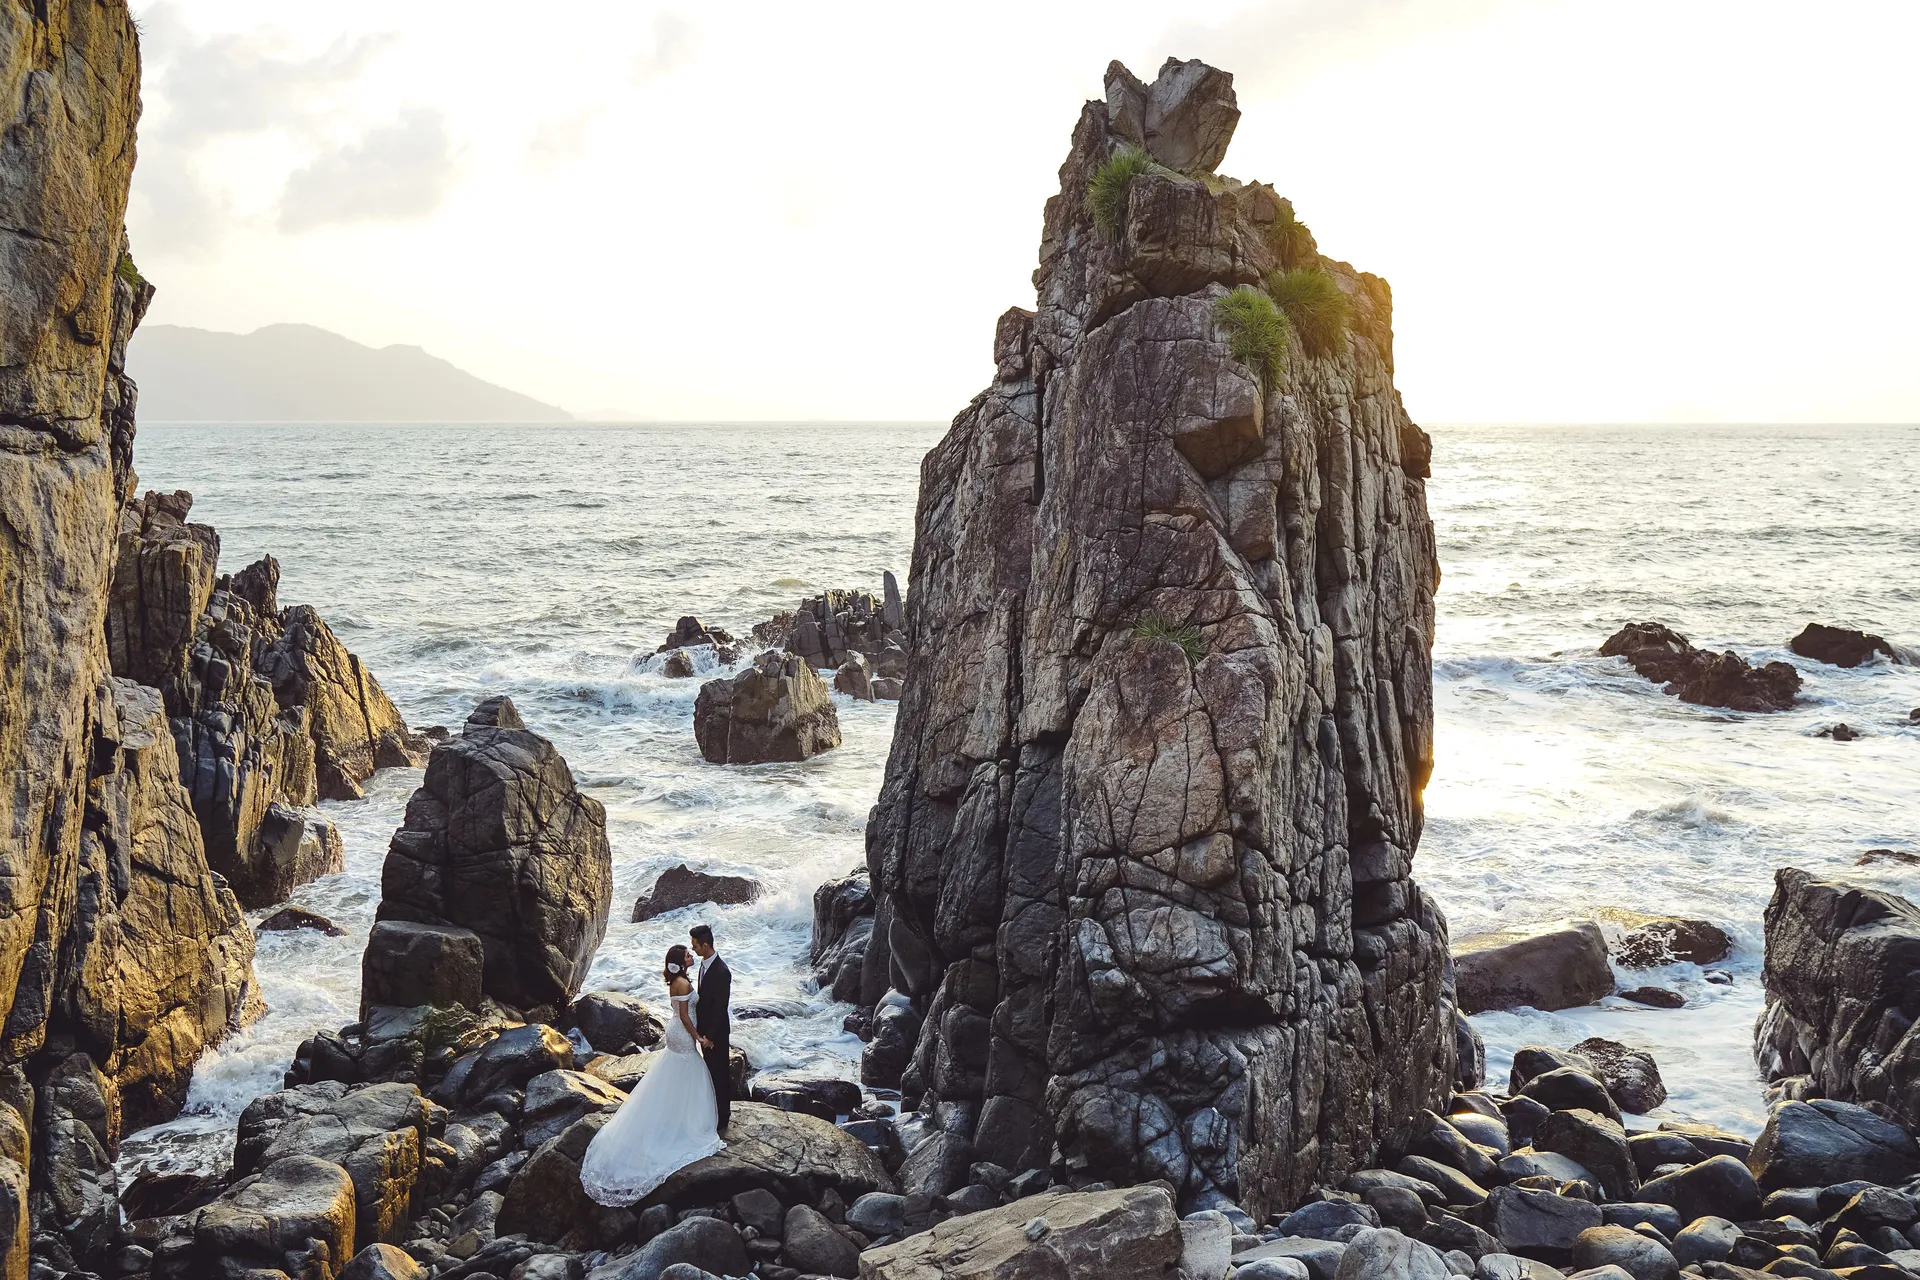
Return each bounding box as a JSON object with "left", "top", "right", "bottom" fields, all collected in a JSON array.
[{"left": 689, "top": 925, "right": 731, "bottom": 1133}]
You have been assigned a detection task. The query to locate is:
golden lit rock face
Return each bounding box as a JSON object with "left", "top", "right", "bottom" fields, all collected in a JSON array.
[
  {"left": 0, "top": 0, "right": 143, "bottom": 439},
  {"left": 1, "top": 4, "right": 261, "bottom": 1250},
  {"left": 865, "top": 58, "right": 1452, "bottom": 1219}
]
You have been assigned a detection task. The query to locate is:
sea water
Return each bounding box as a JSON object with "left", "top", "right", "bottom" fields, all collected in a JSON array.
[{"left": 115, "top": 421, "right": 1920, "bottom": 1179}]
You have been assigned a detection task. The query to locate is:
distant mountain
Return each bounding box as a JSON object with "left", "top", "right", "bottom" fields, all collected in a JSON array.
[{"left": 127, "top": 323, "right": 573, "bottom": 422}]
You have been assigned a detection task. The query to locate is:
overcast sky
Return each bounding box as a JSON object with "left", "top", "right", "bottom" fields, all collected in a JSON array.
[{"left": 127, "top": 0, "right": 1920, "bottom": 424}]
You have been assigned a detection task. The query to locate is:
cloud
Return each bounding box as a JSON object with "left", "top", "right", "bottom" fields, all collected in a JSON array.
[
  {"left": 1155, "top": 0, "right": 1515, "bottom": 92},
  {"left": 632, "top": 13, "right": 695, "bottom": 83},
  {"left": 528, "top": 109, "right": 602, "bottom": 170},
  {"left": 278, "top": 109, "right": 459, "bottom": 232}
]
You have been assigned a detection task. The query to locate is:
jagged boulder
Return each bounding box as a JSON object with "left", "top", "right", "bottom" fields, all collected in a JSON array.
[
  {"left": 692, "top": 651, "right": 842, "bottom": 764},
  {"left": 1599, "top": 909, "right": 1731, "bottom": 968},
  {"left": 1599, "top": 622, "right": 1800, "bottom": 712},
  {"left": 631, "top": 864, "right": 762, "bottom": 922},
  {"left": 1788, "top": 623, "right": 1902, "bottom": 668},
  {"left": 187, "top": 1153, "right": 358, "bottom": 1279},
  {"left": 359, "top": 921, "right": 486, "bottom": 1018},
  {"left": 1753, "top": 868, "right": 1920, "bottom": 1130},
  {"left": 862, "top": 58, "right": 1454, "bottom": 1219},
  {"left": 657, "top": 615, "right": 742, "bottom": 665},
  {"left": 643, "top": 1102, "right": 894, "bottom": 1207},
  {"left": 60, "top": 679, "right": 263, "bottom": 1129},
  {"left": 375, "top": 696, "right": 612, "bottom": 1019},
  {"left": 810, "top": 867, "right": 875, "bottom": 1003}
]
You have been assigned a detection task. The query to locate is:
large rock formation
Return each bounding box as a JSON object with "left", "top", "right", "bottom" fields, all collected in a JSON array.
[
  {"left": 861, "top": 58, "right": 1454, "bottom": 1219},
  {"left": 1788, "top": 622, "right": 1905, "bottom": 668},
  {"left": 1, "top": 3, "right": 266, "bottom": 1272},
  {"left": 107, "top": 503, "right": 427, "bottom": 905},
  {"left": 1599, "top": 623, "right": 1800, "bottom": 713},
  {"left": 373, "top": 696, "right": 612, "bottom": 1021},
  {"left": 692, "top": 650, "right": 843, "bottom": 764},
  {"left": 1753, "top": 868, "right": 1920, "bottom": 1130}
]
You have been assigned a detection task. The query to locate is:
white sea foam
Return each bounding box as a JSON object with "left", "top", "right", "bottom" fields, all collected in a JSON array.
[{"left": 117, "top": 422, "right": 1920, "bottom": 1178}]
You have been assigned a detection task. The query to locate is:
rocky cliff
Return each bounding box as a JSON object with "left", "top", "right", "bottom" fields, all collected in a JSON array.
[
  {"left": 863, "top": 58, "right": 1455, "bottom": 1219},
  {"left": 0, "top": 3, "right": 264, "bottom": 1271}
]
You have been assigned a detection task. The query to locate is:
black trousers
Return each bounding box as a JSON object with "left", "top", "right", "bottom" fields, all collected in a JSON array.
[{"left": 702, "top": 1038, "right": 731, "bottom": 1129}]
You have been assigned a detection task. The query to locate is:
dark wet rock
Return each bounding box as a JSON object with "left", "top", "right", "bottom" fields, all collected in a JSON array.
[
  {"left": 1652, "top": 1120, "right": 1749, "bottom": 1163},
  {"left": 565, "top": 992, "right": 665, "bottom": 1054},
  {"left": 259, "top": 904, "right": 347, "bottom": 936},
  {"left": 810, "top": 867, "right": 875, "bottom": 1003},
  {"left": 1456, "top": 923, "right": 1613, "bottom": 1014},
  {"left": 1753, "top": 869, "right": 1920, "bottom": 1132},
  {"left": 1535, "top": 1108, "right": 1637, "bottom": 1201},
  {"left": 1409, "top": 1110, "right": 1500, "bottom": 1184},
  {"left": 375, "top": 696, "right": 612, "bottom": 1018},
  {"left": 1235, "top": 1236, "right": 1350, "bottom": 1280},
  {"left": 1476, "top": 1253, "right": 1569, "bottom": 1280},
  {"left": 1788, "top": 624, "right": 1900, "bottom": 669},
  {"left": 1397, "top": 1155, "right": 1488, "bottom": 1207},
  {"left": 1449, "top": 1109, "right": 1511, "bottom": 1156},
  {"left": 1502, "top": 1096, "right": 1552, "bottom": 1148},
  {"left": 1601, "top": 911, "right": 1732, "bottom": 968},
  {"left": 783, "top": 1203, "right": 859, "bottom": 1277},
  {"left": 1572, "top": 1224, "right": 1679, "bottom": 1280},
  {"left": 863, "top": 1183, "right": 1183, "bottom": 1280},
  {"left": 457, "top": 1024, "right": 575, "bottom": 1106},
  {"left": 693, "top": 650, "right": 842, "bottom": 764},
  {"left": 863, "top": 56, "right": 1453, "bottom": 1218},
  {"left": 1635, "top": 1155, "right": 1761, "bottom": 1224},
  {"left": 1817, "top": 722, "right": 1859, "bottom": 741},
  {"left": 1747, "top": 1099, "right": 1920, "bottom": 1190},
  {"left": 1628, "top": 1134, "right": 1702, "bottom": 1180},
  {"left": 1281, "top": 1199, "right": 1381, "bottom": 1240},
  {"left": 496, "top": 1112, "right": 624, "bottom": 1248},
  {"left": 1569, "top": 1039, "right": 1668, "bottom": 1114},
  {"left": 361, "top": 920, "right": 486, "bottom": 1017},
  {"left": 630, "top": 864, "right": 761, "bottom": 923},
  {"left": 1670, "top": 1216, "right": 1740, "bottom": 1266},
  {"left": 1486, "top": 1185, "right": 1605, "bottom": 1263},
  {"left": 521, "top": 1069, "right": 625, "bottom": 1148},
  {"left": 748, "top": 1074, "right": 861, "bottom": 1121},
  {"left": 643, "top": 1102, "right": 893, "bottom": 1208},
  {"left": 775, "top": 588, "right": 908, "bottom": 675},
  {"left": 658, "top": 616, "right": 742, "bottom": 665},
  {"left": 1619, "top": 987, "right": 1685, "bottom": 1009},
  {"left": 1500, "top": 1150, "right": 1597, "bottom": 1185},
  {"left": 1330, "top": 1227, "right": 1453, "bottom": 1280},
  {"left": 860, "top": 991, "right": 921, "bottom": 1089},
  {"left": 1598, "top": 1203, "right": 1681, "bottom": 1238},
  {"left": 661, "top": 649, "right": 696, "bottom": 679},
  {"left": 1520, "top": 1067, "right": 1623, "bottom": 1124},
  {"left": 1599, "top": 623, "right": 1800, "bottom": 713},
  {"left": 1346, "top": 1170, "right": 1445, "bottom": 1208},
  {"left": 591, "top": 1214, "right": 747, "bottom": 1279}
]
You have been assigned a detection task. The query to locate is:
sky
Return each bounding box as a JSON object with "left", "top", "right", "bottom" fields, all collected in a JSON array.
[{"left": 125, "top": 0, "right": 1920, "bottom": 424}]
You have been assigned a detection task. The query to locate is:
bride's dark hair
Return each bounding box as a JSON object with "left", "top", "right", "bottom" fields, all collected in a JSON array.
[{"left": 663, "top": 943, "right": 691, "bottom": 987}]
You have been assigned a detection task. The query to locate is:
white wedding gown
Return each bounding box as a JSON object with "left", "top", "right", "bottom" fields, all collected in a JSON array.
[{"left": 579, "top": 989, "right": 725, "bottom": 1206}]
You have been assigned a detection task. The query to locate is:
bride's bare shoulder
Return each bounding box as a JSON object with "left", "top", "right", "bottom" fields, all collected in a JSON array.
[{"left": 669, "top": 976, "right": 692, "bottom": 997}]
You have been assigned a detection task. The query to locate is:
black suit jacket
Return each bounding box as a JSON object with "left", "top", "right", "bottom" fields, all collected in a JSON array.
[{"left": 695, "top": 955, "right": 730, "bottom": 1043}]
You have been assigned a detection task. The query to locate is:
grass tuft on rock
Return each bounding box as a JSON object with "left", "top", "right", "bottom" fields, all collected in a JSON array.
[
  {"left": 1268, "top": 203, "right": 1315, "bottom": 270},
  {"left": 1088, "top": 146, "right": 1167, "bottom": 239},
  {"left": 116, "top": 252, "right": 145, "bottom": 289},
  {"left": 1133, "top": 616, "right": 1207, "bottom": 667},
  {"left": 1213, "top": 286, "right": 1289, "bottom": 398},
  {"left": 1267, "top": 267, "right": 1351, "bottom": 358}
]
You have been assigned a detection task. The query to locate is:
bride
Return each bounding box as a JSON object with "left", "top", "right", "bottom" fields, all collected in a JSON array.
[{"left": 579, "top": 944, "right": 726, "bottom": 1206}]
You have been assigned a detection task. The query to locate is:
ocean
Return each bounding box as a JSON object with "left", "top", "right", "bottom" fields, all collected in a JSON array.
[{"left": 115, "top": 421, "right": 1920, "bottom": 1180}]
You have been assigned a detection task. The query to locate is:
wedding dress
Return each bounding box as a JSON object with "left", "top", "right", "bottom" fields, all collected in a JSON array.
[{"left": 579, "top": 988, "right": 725, "bottom": 1206}]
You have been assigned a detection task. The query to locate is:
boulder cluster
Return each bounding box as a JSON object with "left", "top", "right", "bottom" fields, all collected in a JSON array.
[
  {"left": 1599, "top": 620, "right": 1911, "bottom": 717},
  {"left": 109, "top": 490, "right": 430, "bottom": 905},
  {"left": 1452, "top": 912, "right": 1732, "bottom": 1017}
]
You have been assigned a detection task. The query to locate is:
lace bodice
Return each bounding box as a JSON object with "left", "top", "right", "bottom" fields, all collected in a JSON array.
[{"left": 665, "top": 989, "right": 700, "bottom": 1054}]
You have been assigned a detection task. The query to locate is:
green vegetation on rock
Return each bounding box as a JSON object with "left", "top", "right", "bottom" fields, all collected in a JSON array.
[
  {"left": 1213, "top": 286, "right": 1289, "bottom": 398},
  {"left": 1268, "top": 203, "right": 1315, "bottom": 270},
  {"left": 1132, "top": 616, "right": 1207, "bottom": 666},
  {"left": 116, "top": 251, "right": 145, "bottom": 290},
  {"left": 1266, "top": 267, "right": 1351, "bottom": 358},
  {"left": 1088, "top": 145, "right": 1169, "bottom": 239}
]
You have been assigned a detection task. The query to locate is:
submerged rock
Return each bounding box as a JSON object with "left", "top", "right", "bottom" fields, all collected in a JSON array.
[
  {"left": 692, "top": 650, "right": 842, "bottom": 764},
  {"left": 1600, "top": 910, "right": 1731, "bottom": 968},
  {"left": 861, "top": 57, "right": 1455, "bottom": 1219},
  {"left": 1753, "top": 868, "right": 1920, "bottom": 1132},
  {"left": 258, "top": 905, "right": 347, "bottom": 936},
  {"left": 375, "top": 696, "right": 613, "bottom": 1020},
  {"left": 1788, "top": 623, "right": 1901, "bottom": 668},
  {"left": 630, "top": 863, "right": 762, "bottom": 922},
  {"left": 1599, "top": 622, "right": 1799, "bottom": 713}
]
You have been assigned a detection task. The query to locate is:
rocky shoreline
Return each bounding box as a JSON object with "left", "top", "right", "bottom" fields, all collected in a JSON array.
[{"left": 5, "top": 13, "right": 1919, "bottom": 1280}]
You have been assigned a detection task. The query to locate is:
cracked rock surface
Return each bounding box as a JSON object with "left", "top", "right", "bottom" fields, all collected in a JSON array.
[{"left": 864, "top": 57, "right": 1453, "bottom": 1220}]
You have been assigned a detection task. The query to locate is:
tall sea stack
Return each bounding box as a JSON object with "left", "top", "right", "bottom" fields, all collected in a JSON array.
[{"left": 866, "top": 58, "right": 1455, "bottom": 1218}]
